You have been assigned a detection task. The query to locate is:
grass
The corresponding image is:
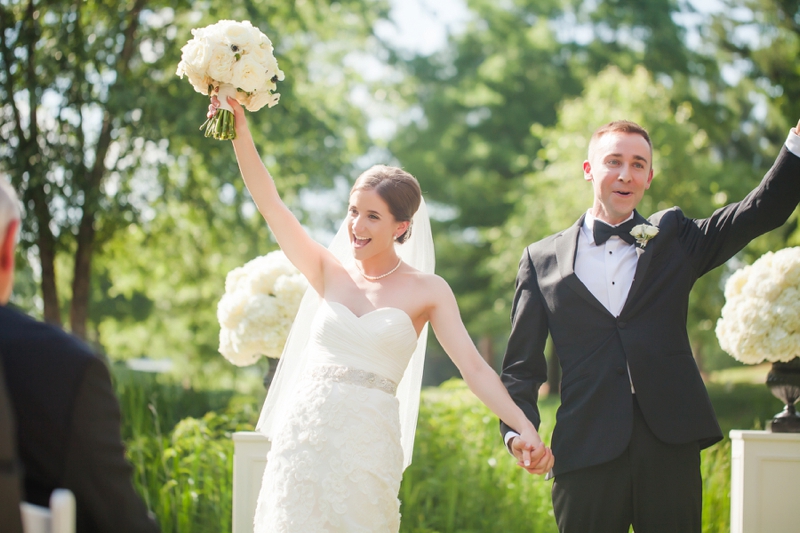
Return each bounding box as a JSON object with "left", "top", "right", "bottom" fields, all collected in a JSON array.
[
  {"left": 400, "top": 380, "right": 558, "bottom": 533},
  {"left": 708, "top": 363, "right": 771, "bottom": 385},
  {"left": 115, "top": 371, "right": 782, "bottom": 533}
]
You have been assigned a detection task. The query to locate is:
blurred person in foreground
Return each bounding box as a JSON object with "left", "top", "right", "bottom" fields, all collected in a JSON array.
[
  {"left": 0, "top": 350, "right": 23, "bottom": 531},
  {"left": 0, "top": 178, "right": 159, "bottom": 533},
  {"left": 501, "top": 118, "right": 800, "bottom": 533}
]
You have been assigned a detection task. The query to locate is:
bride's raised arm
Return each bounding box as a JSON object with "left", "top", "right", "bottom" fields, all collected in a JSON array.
[{"left": 221, "top": 97, "right": 333, "bottom": 294}]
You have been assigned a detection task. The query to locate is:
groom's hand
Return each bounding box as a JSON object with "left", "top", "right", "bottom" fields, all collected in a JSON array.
[{"left": 510, "top": 436, "right": 554, "bottom": 476}]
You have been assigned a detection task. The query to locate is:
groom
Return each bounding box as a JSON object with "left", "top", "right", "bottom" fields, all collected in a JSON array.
[{"left": 500, "top": 119, "right": 800, "bottom": 532}]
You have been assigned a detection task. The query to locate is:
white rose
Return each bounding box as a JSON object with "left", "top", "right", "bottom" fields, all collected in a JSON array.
[
  {"left": 247, "top": 44, "right": 271, "bottom": 67},
  {"left": 231, "top": 54, "right": 269, "bottom": 93},
  {"left": 224, "top": 21, "right": 257, "bottom": 53},
  {"left": 258, "top": 32, "right": 274, "bottom": 51},
  {"left": 176, "top": 62, "right": 206, "bottom": 94},
  {"left": 179, "top": 38, "right": 207, "bottom": 71},
  {"left": 265, "top": 54, "right": 285, "bottom": 81},
  {"left": 206, "top": 42, "right": 236, "bottom": 84},
  {"left": 643, "top": 225, "right": 659, "bottom": 238},
  {"left": 244, "top": 91, "right": 280, "bottom": 112}
]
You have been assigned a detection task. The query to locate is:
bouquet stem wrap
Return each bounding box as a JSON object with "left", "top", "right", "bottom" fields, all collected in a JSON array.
[
  {"left": 177, "top": 20, "right": 284, "bottom": 141},
  {"left": 201, "top": 84, "right": 238, "bottom": 140}
]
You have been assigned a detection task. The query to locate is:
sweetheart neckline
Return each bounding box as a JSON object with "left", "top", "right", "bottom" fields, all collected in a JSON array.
[{"left": 323, "top": 300, "right": 419, "bottom": 338}]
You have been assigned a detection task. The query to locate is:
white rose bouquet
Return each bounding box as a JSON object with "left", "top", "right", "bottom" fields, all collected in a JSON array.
[
  {"left": 716, "top": 247, "right": 800, "bottom": 365},
  {"left": 217, "top": 251, "right": 308, "bottom": 366},
  {"left": 176, "top": 20, "right": 285, "bottom": 140}
]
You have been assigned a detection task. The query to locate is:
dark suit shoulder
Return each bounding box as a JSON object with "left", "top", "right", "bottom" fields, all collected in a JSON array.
[
  {"left": 0, "top": 305, "right": 104, "bottom": 506},
  {"left": 526, "top": 225, "right": 573, "bottom": 251},
  {"left": 647, "top": 206, "right": 683, "bottom": 226},
  {"left": 0, "top": 305, "right": 97, "bottom": 368},
  {"left": 645, "top": 206, "right": 692, "bottom": 241},
  {"left": 526, "top": 235, "right": 555, "bottom": 256}
]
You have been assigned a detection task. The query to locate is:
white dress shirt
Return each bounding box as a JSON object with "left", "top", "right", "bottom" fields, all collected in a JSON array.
[{"left": 504, "top": 128, "right": 800, "bottom": 451}]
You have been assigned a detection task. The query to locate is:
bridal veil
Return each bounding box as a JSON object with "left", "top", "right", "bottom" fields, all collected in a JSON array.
[{"left": 256, "top": 198, "right": 435, "bottom": 469}]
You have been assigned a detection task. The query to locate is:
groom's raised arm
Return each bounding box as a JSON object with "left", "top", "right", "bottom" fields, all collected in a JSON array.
[
  {"left": 499, "top": 246, "right": 550, "bottom": 441},
  {"left": 677, "top": 125, "right": 800, "bottom": 277}
]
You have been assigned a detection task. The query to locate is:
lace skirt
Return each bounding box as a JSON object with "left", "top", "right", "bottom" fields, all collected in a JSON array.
[{"left": 253, "top": 364, "right": 404, "bottom": 533}]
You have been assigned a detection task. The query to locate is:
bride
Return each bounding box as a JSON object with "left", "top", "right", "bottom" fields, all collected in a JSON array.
[{"left": 213, "top": 97, "right": 553, "bottom": 532}]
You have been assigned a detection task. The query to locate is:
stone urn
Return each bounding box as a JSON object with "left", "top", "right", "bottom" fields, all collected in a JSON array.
[{"left": 766, "top": 357, "right": 800, "bottom": 432}]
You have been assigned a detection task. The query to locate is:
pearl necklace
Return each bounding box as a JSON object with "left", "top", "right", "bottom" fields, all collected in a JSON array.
[{"left": 357, "top": 258, "right": 403, "bottom": 281}]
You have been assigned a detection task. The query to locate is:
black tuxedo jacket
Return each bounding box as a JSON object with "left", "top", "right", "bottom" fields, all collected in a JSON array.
[
  {"left": 0, "top": 305, "right": 160, "bottom": 533},
  {"left": 500, "top": 146, "right": 800, "bottom": 476},
  {"left": 0, "top": 356, "right": 23, "bottom": 533}
]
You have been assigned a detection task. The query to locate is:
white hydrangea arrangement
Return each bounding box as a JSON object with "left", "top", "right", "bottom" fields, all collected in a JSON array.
[
  {"left": 716, "top": 247, "right": 800, "bottom": 365},
  {"left": 176, "top": 19, "right": 285, "bottom": 139},
  {"left": 217, "top": 251, "right": 308, "bottom": 366}
]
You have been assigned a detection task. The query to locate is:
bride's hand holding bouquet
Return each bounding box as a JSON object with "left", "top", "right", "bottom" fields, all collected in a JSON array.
[{"left": 177, "top": 20, "right": 284, "bottom": 140}]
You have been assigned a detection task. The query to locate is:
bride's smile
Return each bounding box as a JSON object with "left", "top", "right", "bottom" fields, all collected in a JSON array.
[{"left": 346, "top": 188, "right": 408, "bottom": 265}]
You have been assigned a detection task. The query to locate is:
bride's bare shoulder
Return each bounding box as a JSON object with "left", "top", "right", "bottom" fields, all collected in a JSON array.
[{"left": 403, "top": 268, "right": 451, "bottom": 297}]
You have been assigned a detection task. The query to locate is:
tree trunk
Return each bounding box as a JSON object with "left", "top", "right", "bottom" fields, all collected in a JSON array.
[
  {"left": 69, "top": 212, "right": 94, "bottom": 339},
  {"left": 692, "top": 341, "right": 708, "bottom": 382},
  {"left": 478, "top": 335, "right": 495, "bottom": 368},
  {"left": 30, "top": 185, "right": 61, "bottom": 326},
  {"left": 68, "top": 0, "right": 146, "bottom": 339},
  {"left": 1, "top": 1, "right": 62, "bottom": 326}
]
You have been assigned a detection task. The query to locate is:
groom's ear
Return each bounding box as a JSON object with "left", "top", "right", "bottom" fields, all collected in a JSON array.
[{"left": 583, "top": 160, "right": 592, "bottom": 181}]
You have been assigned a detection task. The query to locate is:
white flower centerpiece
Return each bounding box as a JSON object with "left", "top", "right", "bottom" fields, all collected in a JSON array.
[
  {"left": 716, "top": 247, "right": 800, "bottom": 432},
  {"left": 217, "top": 251, "right": 307, "bottom": 367},
  {"left": 176, "top": 20, "right": 285, "bottom": 140}
]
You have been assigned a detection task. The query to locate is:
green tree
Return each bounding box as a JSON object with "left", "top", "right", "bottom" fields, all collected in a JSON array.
[
  {"left": 388, "top": 0, "right": 700, "bottom": 372},
  {"left": 0, "top": 0, "right": 177, "bottom": 332},
  {"left": 1, "top": 0, "right": 388, "bottom": 369},
  {"left": 92, "top": 0, "right": 390, "bottom": 377}
]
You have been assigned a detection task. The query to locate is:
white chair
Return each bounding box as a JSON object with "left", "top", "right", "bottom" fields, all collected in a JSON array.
[{"left": 20, "top": 489, "right": 75, "bottom": 533}]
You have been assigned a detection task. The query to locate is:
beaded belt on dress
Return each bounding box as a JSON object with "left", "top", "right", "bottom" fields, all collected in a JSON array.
[{"left": 309, "top": 364, "right": 398, "bottom": 395}]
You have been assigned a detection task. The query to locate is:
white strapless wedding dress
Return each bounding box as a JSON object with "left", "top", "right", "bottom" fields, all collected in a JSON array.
[{"left": 253, "top": 300, "right": 419, "bottom": 533}]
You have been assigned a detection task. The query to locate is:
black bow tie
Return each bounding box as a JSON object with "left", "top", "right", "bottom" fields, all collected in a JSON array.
[{"left": 593, "top": 219, "right": 637, "bottom": 246}]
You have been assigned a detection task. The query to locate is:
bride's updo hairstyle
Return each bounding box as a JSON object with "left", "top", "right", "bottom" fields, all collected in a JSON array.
[{"left": 350, "top": 165, "right": 421, "bottom": 244}]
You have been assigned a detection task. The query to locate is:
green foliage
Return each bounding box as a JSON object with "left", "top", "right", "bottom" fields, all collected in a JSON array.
[
  {"left": 118, "top": 374, "right": 781, "bottom": 533},
  {"left": 709, "top": 0, "right": 800, "bottom": 140},
  {"left": 86, "top": 0, "right": 390, "bottom": 370},
  {"left": 700, "top": 439, "right": 731, "bottom": 533},
  {"left": 115, "top": 368, "right": 258, "bottom": 533},
  {"left": 707, "top": 382, "right": 779, "bottom": 434},
  {"left": 400, "top": 379, "right": 558, "bottom": 532},
  {"left": 127, "top": 409, "right": 253, "bottom": 533},
  {"left": 113, "top": 366, "right": 252, "bottom": 440},
  {"left": 388, "top": 0, "right": 700, "bottom": 342}
]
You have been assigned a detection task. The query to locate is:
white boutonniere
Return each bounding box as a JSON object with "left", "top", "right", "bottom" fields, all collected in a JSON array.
[{"left": 630, "top": 224, "right": 659, "bottom": 248}]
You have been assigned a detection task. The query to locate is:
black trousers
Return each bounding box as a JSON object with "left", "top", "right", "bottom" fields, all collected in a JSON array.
[{"left": 551, "top": 395, "right": 701, "bottom": 533}]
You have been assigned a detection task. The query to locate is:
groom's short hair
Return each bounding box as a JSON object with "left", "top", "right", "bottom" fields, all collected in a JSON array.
[{"left": 588, "top": 120, "right": 653, "bottom": 161}]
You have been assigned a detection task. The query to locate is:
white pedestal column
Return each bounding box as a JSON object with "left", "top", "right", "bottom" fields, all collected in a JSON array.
[
  {"left": 232, "top": 431, "right": 271, "bottom": 533},
  {"left": 730, "top": 430, "right": 800, "bottom": 533}
]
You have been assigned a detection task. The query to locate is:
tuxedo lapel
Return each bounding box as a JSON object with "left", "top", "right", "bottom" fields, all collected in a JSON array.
[
  {"left": 622, "top": 211, "right": 655, "bottom": 312},
  {"left": 555, "top": 215, "right": 609, "bottom": 315}
]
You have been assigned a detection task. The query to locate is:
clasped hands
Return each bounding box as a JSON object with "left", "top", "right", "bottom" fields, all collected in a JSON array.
[{"left": 511, "top": 431, "right": 554, "bottom": 476}]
